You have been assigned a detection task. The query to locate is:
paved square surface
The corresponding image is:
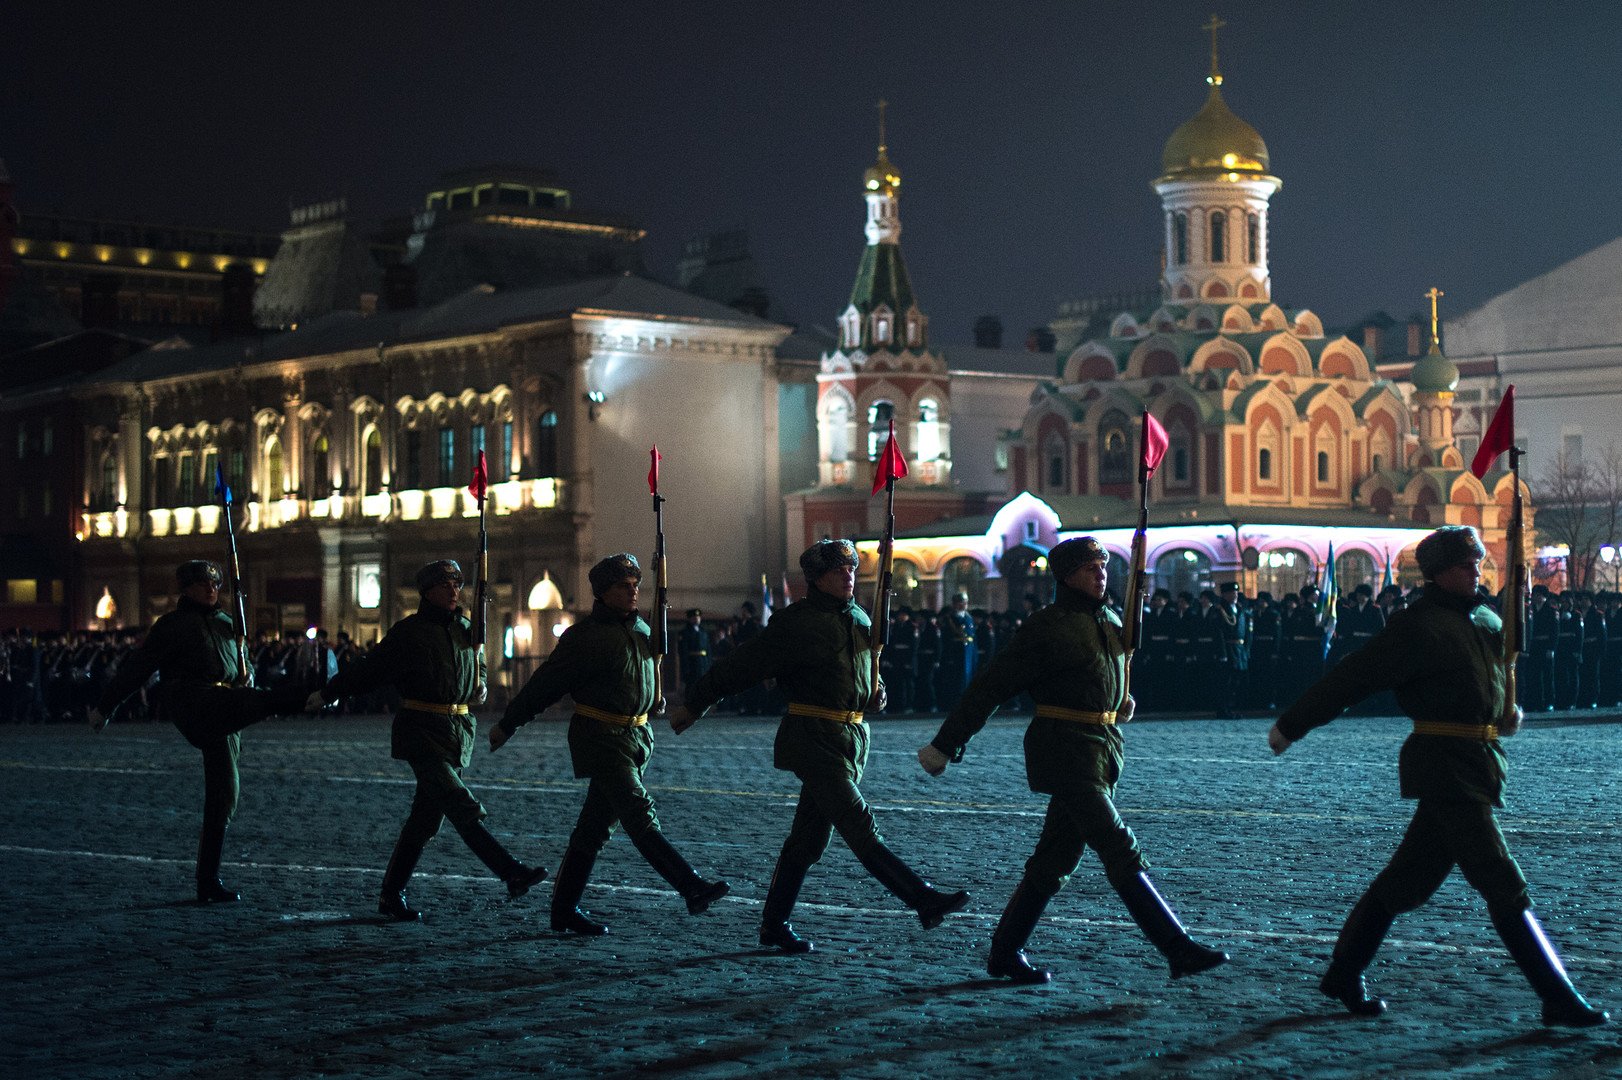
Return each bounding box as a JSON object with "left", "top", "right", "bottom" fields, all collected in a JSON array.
[{"left": 3, "top": 711, "right": 1619, "bottom": 1078}]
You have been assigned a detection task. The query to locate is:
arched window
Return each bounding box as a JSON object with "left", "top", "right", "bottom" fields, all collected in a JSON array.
[
  {"left": 1256, "top": 548, "right": 1311, "bottom": 599},
  {"left": 916, "top": 398, "right": 942, "bottom": 462},
  {"left": 942, "top": 556, "right": 988, "bottom": 608},
  {"left": 1173, "top": 212, "right": 1189, "bottom": 265},
  {"left": 97, "top": 450, "right": 118, "bottom": 511},
  {"left": 1210, "top": 210, "right": 1227, "bottom": 262},
  {"left": 825, "top": 396, "right": 851, "bottom": 462},
  {"left": 265, "top": 437, "right": 285, "bottom": 497},
  {"left": 153, "top": 455, "right": 174, "bottom": 508},
  {"left": 867, "top": 400, "right": 895, "bottom": 462},
  {"left": 1334, "top": 550, "right": 1377, "bottom": 597},
  {"left": 403, "top": 430, "right": 422, "bottom": 489},
  {"left": 1154, "top": 548, "right": 1211, "bottom": 599},
  {"left": 535, "top": 410, "right": 558, "bottom": 477},
  {"left": 1166, "top": 421, "right": 1194, "bottom": 488},
  {"left": 1246, "top": 212, "right": 1260, "bottom": 263},
  {"left": 1099, "top": 410, "right": 1131, "bottom": 485},
  {"left": 1044, "top": 432, "right": 1067, "bottom": 491},
  {"left": 363, "top": 428, "right": 383, "bottom": 495},
  {"left": 311, "top": 434, "right": 329, "bottom": 495},
  {"left": 470, "top": 424, "right": 486, "bottom": 465},
  {"left": 1258, "top": 447, "right": 1273, "bottom": 480},
  {"left": 874, "top": 315, "right": 891, "bottom": 345},
  {"left": 892, "top": 557, "right": 924, "bottom": 611},
  {"left": 177, "top": 450, "right": 196, "bottom": 506},
  {"left": 1316, "top": 450, "right": 1330, "bottom": 484}
]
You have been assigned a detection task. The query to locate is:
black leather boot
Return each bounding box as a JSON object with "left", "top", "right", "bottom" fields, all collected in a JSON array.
[
  {"left": 378, "top": 836, "right": 426, "bottom": 922},
  {"left": 550, "top": 846, "right": 607, "bottom": 935},
  {"left": 1112, "top": 871, "right": 1227, "bottom": 979},
  {"left": 1320, "top": 894, "right": 1393, "bottom": 1016},
  {"left": 1491, "top": 906, "right": 1609, "bottom": 1027},
  {"left": 856, "top": 843, "right": 969, "bottom": 929},
  {"left": 195, "top": 826, "right": 240, "bottom": 904},
  {"left": 452, "top": 819, "right": 548, "bottom": 898},
  {"left": 631, "top": 830, "right": 730, "bottom": 914},
  {"left": 759, "top": 853, "right": 814, "bottom": 954},
  {"left": 987, "top": 878, "right": 1054, "bottom": 984}
]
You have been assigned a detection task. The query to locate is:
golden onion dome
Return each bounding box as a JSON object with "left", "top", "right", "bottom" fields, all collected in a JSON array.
[
  {"left": 864, "top": 148, "right": 900, "bottom": 197},
  {"left": 1158, "top": 85, "right": 1273, "bottom": 183}
]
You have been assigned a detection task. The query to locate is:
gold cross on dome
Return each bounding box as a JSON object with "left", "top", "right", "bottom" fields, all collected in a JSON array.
[
  {"left": 1425, "top": 286, "right": 1445, "bottom": 349},
  {"left": 1204, "top": 14, "right": 1226, "bottom": 86},
  {"left": 877, "top": 98, "right": 888, "bottom": 154}
]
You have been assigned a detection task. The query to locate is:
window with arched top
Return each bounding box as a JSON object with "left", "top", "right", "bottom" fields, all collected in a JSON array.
[
  {"left": 1155, "top": 548, "right": 1212, "bottom": 599},
  {"left": 1173, "top": 213, "right": 1189, "bottom": 265},
  {"left": 1256, "top": 422, "right": 1281, "bottom": 485},
  {"left": 177, "top": 450, "right": 196, "bottom": 506},
  {"left": 1166, "top": 422, "right": 1194, "bottom": 487},
  {"left": 403, "top": 430, "right": 422, "bottom": 489},
  {"left": 1246, "top": 212, "right": 1260, "bottom": 263},
  {"left": 311, "top": 434, "right": 329, "bottom": 495},
  {"left": 1334, "top": 550, "right": 1377, "bottom": 597},
  {"left": 437, "top": 426, "right": 455, "bottom": 486},
  {"left": 266, "top": 437, "right": 285, "bottom": 497},
  {"left": 1256, "top": 548, "right": 1310, "bottom": 599},
  {"left": 825, "top": 396, "right": 852, "bottom": 462},
  {"left": 867, "top": 400, "right": 895, "bottom": 461},
  {"left": 1258, "top": 447, "right": 1273, "bottom": 481},
  {"left": 916, "top": 398, "right": 942, "bottom": 462},
  {"left": 1044, "top": 432, "right": 1067, "bottom": 491},
  {"left": 874, "top": 316, "right": 891, "bottom": 345},
  {"left": 364, "top": 427, "right": 383, "bottom": 495},
  {"left": 1210, "top": 211, "right": 1227, "bottom": 262},
  {"left": 535, "top": 410, "right": 558, "bottom": 477},
  {"left": 1099, "top": 410, "right": 1131, "bottom": 485},
  {"left": 1316, "top": 450, "right": 1330, "bottom": 484},
  {"left": 906, "top": 315, "right": 922, "bottom": 347},
  {"left": 942, "top": 556, "right": 988, "bottom": 608},
  {"left": 97, "top": 450, "right": 118, "bottom": 511}
]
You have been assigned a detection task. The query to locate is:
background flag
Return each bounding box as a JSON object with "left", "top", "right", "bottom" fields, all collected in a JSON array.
[
  {"left": 214, "top": 463, "right": 231, "bottom": 504},
  {"left": 1470, "top": 385, "right": 1516, "bottom": 479},
  {"left": 781, "top": 569, "right": 793, "bottom": 612},
  {"left": 872, "top": 419, "right": 908, "bottom": 494},
  {"left": 761, "top": 573, "right": 773, "bottom": 624},
  {"left": 648, "top": 445, "right": 663, "bottom": 494},
  {"left": 1141, "top": 412, "right": 1169, "bottom": 477},
  {"left": 469, "top": 449, "right": 489, "bottom": 502},
  {"left": 1320, "top": 543, "right": 1338, "bottom": 622}
]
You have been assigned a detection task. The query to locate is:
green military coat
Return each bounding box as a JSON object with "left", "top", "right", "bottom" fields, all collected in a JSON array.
[
  {"left": 498, "top": 602, "right": 659, "bottom": 779},
  {"left": 685, "top": 586, "right": 876, "bottom": 782},
  {"left": 99, "top": 596, "right": 246, "bottom": 711},
  {"left": 931, "top": 584, "right": 1128, "bottom": 794},
  {"left": 324, "top": 603, "right": 485, "bottom": 767},
  {"left": 1277, "top": 586, "right": 1509, "bottom": 806}
]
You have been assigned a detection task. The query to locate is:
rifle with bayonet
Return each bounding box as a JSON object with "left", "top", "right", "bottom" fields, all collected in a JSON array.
[
  {"left": 649, "top": 447, "right": 668, "bottom": 713},
  {"left": 213, "top": 464, "right": 253, "bottom": 687}
]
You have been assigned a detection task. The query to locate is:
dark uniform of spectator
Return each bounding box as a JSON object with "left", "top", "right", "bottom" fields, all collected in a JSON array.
[
  {"left": 883, "top": 608, "right": 917, "bottom": 713},
  {"left": 1248, "top": 592, "right": 1280, "bottom": 709},
  {"left": 1603, "top": 593, "right": 1622, "bottom": 707},
  {"left": 1552, "top": 593, "right": 1582, "bottom": 710},
  {"left": 935, "top": 595, "right": 976, "bottom": 711},
  {"left": 913, "top": 611, "right": 939, "bottom": 713},
  {"left": 1213, "top": 582, "right": 1249, "bottom": 717},
  {"left": 1139, "top": 589, "right": 1176, "bottom": 713},
  {"left": 678, "top": 609, "right": 711, "bottom": 691},
  {"left": 1525, "top": 587, "right": 1557, "bottom": 712},
  {"left": 1576, "top": 591, "right": 1606, "bottom": 708}
]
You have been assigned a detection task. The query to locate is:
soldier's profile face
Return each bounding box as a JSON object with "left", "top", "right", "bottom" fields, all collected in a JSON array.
[
  {"left": 423, "top": 578, "right": 462, "bottom": 612},
  {"left": 1063, "top": 558, "right": 1108, "bottom": 601},
  {"left": 601, "top": 577, "right": 640, "bottom": 615},
  {"left": 815, "top": 565, "right": 857, "bottom": 600},
  {"left": 182, "top": 580, "right": 221, "bottom": 607},
  {"left": 1433, "top": 558, "right": 1482, "bottom": 599}
]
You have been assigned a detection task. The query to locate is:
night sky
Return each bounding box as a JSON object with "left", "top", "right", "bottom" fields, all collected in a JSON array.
[{"left": 9, "top": 1, "right": 1620, "bottom": 344}]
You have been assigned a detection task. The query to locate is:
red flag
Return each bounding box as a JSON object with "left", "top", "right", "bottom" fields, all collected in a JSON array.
[
  {"left": 1471, "top": 385, "right": 1515, "bottom": 479},
  {"left": 648, "top": 445, "right": 663, "bottom": 494},
  {"left": 468, "top": 449, "right": 488, "bottom": 502},
  {"left": 1141, "top": 412, "right": 1169, "bottom": 478},
  {"left": 871, "top": 419, "right": 908, "bottom": 495}
]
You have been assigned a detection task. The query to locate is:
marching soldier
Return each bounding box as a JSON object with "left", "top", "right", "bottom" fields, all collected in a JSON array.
[
  {"left": 91, "top": 560, "right": 308, "bottom": 902},
  {"left": 918, "top": 537, "right": 1228, "bottom": 984},
  {"left": 307, "top": 559, "right": 549, "bottom": 921},
  {"left": 491, "top": 554, "right": 729, "bottom": 935},
  {"left": 1270, "top": 526, "right": 1606, "bottom": 1027},
  {"left": 670, "top": 539, "right": 969, "bottom": 954}
]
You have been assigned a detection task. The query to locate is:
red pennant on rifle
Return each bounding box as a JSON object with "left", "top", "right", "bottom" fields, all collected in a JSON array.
[
  {"left": 648, "top": 445, "right": 663, "bottom": 495},
  {"left": 872, "top": 420, "right": 908, "bottom": 495},
  {"left": 1141, "top": 412, "right": 1169, "bottom": 478},
  {"left": 1470, "top": 385, "right": 1515, "bottom": 479},
  {"left": 468, "top": 450, "right": 489, "bottom": 502}
]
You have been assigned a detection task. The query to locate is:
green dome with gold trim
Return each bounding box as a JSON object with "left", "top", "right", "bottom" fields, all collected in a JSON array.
[
  {"left": 1158, "top": 86, "right": 1274, "bottom": 183},
  {"left": 1409, "top": 345, "right": 1460, "bottom": 393}
]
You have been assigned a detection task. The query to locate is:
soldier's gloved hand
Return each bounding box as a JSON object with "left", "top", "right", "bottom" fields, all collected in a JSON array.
[
  {"left": 488, "top": 723, "right": 512, "bottom": 752},
  {"left": 918, "top": 744, "right": 949, "bottom": 777},
  {"left": 1500, "top": 705, "right": 1523, "bottom": 737},
  {"left": 1119, "top": 695, "right": 1137, "bottom": 723},
  {"left": 652, "top": 696, "right": 666, "bottom": 716},
  {"left": 669, "top": 705, "right": 698, "bottom": 734},
  {"left": 1267, "top": 722, "right": 1293, "bottom": 756},
  {"left": 87, "top": 707, "right": 109, "bottom": 734},
  {"left": 472, "top": 682, "right": 488, "bottom": 707},
  {"left": 865, "top": 682, "right": 888, "bottom": 714},
  {"left": 304, "top": 690, "right": 327, "bottom": 713}
]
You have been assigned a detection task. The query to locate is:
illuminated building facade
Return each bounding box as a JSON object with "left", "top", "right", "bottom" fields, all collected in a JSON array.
[{"left": 863, "top": 34, "right": 1526, "bottom": 611}]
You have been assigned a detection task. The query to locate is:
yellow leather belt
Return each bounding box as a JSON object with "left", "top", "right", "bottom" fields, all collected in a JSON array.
[
  {"left": 574, "top": 702, "right": 649, "bottom": 727},
  {"left": 787, "top": 702, "right": 865, "bottom": 724},
  {"left": 1034, "top": 704, "right": 1117, "bottom": 725},
  {"left": 400, "top": 699, "right": 470, "bottom": 716},
  {"left": 1413, "top": 720, "right": 1498, "bottom": 741}
]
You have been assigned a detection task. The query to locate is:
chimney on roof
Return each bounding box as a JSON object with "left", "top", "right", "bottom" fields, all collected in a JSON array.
[
  {"left": 384, "top": 263, "right": 418, "bottom": 310},
  {"left": 1362, "top": 324, "right": 1381, "bottom": 356},
  {"left": 1025, "top": 325, "right": 1056, "bottom": 353},
  {"left": 1407, "top": 320, "right": 1422, "bottom": 357},
  {"left": 219, "top": 262, "right": 257, "bottom": 336},
  {"left": 973, "top": 315, "right": 1003, "bottom": 348}
]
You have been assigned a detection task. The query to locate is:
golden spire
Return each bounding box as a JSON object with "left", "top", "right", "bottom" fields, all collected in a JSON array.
[
  {"left": 864, "top": 99, "right": 901, "bottom": 196},
  {"left": 877, "top": 98, "right": 888, "bottom": 158},
  {"left": 1425, "top": 286, "right": 1445, "bottom": 353},
  {"left": 1204, "top": 13, "right": 1226, "bottom": 88}
]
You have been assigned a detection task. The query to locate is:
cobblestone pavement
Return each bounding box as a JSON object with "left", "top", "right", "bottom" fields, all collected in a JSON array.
[{"left": 2, "top": 710, "right": 1619, "bottom": 1079}]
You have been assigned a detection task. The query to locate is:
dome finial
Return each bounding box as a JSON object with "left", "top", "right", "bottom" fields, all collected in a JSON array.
[
  {"left": 1203, "top": 13, "right": 1226, "bottom": 88},
  {"left": 1424, "top": 285, "right": 1445, "bottom": 354},
  {"left": 877, "top": 98, "right": 888, "bottom": 157},
  {"left": 864, "top": 100, "right": 901, "bottom": 197}
]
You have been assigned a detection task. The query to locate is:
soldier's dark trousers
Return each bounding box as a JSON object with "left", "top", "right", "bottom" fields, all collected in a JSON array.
[
  {"left": 1366, "top": 799, "right": 1530, "bottom": 916},
  {"left": 566, "top": 767, "right": 711, "bottom": 901},
  {"left": 1578, "top": 656, "right": 1602, "bottom": 709},
  {"left": 1021, "top": 787, "right": 1147, "bottom": 897},
  {"left": 1554, "top": 657, "right": 1580, "bottom": 710},
  {"left": 385, "top": 759, "right": 522, "bottom": 890},
  {"left": 173, "top": 684, "right": 287, "bottom": 888}
]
